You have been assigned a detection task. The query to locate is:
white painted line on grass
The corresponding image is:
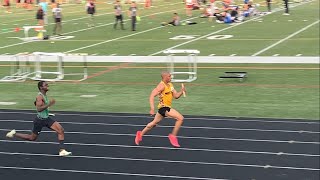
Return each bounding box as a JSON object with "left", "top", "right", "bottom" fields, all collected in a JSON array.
[
  {"left": 0, "top": 2, "right": 182, "bottom": 49},
  {"left": 0, "top": 102, "right": 16, "bottom": 105},
  {"left": 80, "top": 95, "right": 97, "bottom": 98},
  {"left": 63, "top": 15, "right": 198, "bottom": 53},
  {"left": 149, "top": 0, "right": 315, "bottom": 56},
  {"left": 252, "top": 20, "right": 320, "bottom": 56}
]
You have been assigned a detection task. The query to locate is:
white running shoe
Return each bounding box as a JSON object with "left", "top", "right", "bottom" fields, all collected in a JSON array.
[
  {"left": 6, "top": 129, "right": 16, "bottom": 138},
  {"left": 59, "top": 149, "right": 72, "bottom": 156}
]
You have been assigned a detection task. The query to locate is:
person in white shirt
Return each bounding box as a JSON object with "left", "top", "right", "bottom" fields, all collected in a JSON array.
[{"left": 52, "top": 3, "right": 62, "bottom": 35}]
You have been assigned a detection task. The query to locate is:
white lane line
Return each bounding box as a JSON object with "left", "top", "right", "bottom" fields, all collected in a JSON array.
[
  {"left": 0, "top": 129, "right": 318, "bottom": 145},
  {"left": 0, "top": 111, "right": 319, "bottom": 124},
  {"left": 0, "top": 166, "right": 223, "bottom": 180},
  {"left": 1, "top": 119, "right": 319, "bottom": 134},
  {"left": 252, "top": 20, "right": 320, "bottom": 56},
  {"left": 0, "top": 140, "right": 319, "bottom": 157},
  {"left": 0, "top": 152, "right": 318, "bottom": 171},
  {"left": 149, "top": 0, "right": 315, "bottom": 56}
]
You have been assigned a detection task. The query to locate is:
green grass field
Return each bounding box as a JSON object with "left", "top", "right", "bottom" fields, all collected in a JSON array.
[
  {"left": 0, "top": 0, "right": 319, "bottom": 55},
  {"left": 0, "top": 0, "right": 319, "bottom": 120}
]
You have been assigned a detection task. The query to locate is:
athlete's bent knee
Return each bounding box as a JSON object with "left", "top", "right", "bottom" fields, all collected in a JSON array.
[
  {"left": 179, "top": 115, "right": 184, "bottom": 121},
  {"left": 57, "top": 127, "right": 64, "bottom": 135},
  {"left": 29, "top": 136, "right": 37, "bottom": 141}
]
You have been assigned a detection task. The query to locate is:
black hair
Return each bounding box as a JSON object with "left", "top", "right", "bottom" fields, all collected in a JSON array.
[{"left": 37, "top": 81, "right": 46, "bottom": 90}]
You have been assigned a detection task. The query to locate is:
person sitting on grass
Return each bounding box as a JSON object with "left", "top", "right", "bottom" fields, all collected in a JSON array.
[{"left": 161, "top": 13, "right": 180, "bottom": 26}]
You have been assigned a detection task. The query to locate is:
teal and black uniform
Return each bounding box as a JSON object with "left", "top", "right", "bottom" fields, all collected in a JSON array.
[{"left": 33, "top": 92, "right": 55, "bottom": 135}]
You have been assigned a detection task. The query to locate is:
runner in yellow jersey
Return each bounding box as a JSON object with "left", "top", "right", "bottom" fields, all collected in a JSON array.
[
  {"left": 6, "top": 81, "right": 72, "bottom": 156},
  {"left": 135, "top": 71, "right": 186, "bottom": 147}
]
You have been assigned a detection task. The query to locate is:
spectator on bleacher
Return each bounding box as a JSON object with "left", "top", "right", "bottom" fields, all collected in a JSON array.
[
  {"left": 52, "top": 3, "right": 62, "bottom": 35},
  {"left": 86, "top": 0, "right": 96, "bottom": 27},
  {"left": 114, "top": 0, "right": 125, "bottom": 30},
  {"left": 128, "top": 1, "right": 138, "bottom": 31}
]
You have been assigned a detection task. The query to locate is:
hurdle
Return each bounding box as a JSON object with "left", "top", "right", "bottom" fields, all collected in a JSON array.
[
  {"left": 22, "top": 26, "right": 46, "bottom": 41},
  {"left": 163, "top": 49, "right": 199, "bottom": 82},
  {"left": 0, "top": 52, "right": 33, "bottom": 82},
  {"left": 30, "top": 52, "right": 88, "bottom": 82}
]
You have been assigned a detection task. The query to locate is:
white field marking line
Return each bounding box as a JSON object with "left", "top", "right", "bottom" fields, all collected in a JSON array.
[
  {"left": 0, "top": 111, "right": 319, "bottom": 124},
  {"left": 0, "top": 3, "right": 183, "bottom": 49},
  {"left": 63, "top": 16, "right": 198, "bottom": 53},
  {"left": 0, "top": 140, "right": 319, "bottom": 158},
  {"left": 0, "top": 152, "right": 319, "bottom": 171},
  {"left": 149, "top": 0, "right": 315, "bottom": 56},
  {"left": 252, "top": 20, "right": 320, "bottom": 56},
  {"left": 1, "top": 128, "right": 318, "bottom": 145},
  {"left": 0, "top": 1, "right": 181, "bottom": 35},
  {"left": 0, "top": 10, "right": 170, "bottom": 49},
  {"left": 0, "top": 166, "right": 224, "bottom": 180},
  {"left": 1, "top": 119, "right": 319, "bottom": 134}
]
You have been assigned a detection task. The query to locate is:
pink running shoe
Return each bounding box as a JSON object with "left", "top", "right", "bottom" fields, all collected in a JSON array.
[
  {"left": 168, "top": 134, "right": 180, "bottom": 147},
  {"left": 135, "top": 131, "right": 142, "bottom": 145}
]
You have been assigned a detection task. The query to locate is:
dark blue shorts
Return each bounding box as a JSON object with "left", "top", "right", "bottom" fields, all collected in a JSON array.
[
  {"left": 158, "top": 107, "right": 171, "bottom": 117},
  {"left": 32, "top": 117, "right": 56, "bottom": 135}
]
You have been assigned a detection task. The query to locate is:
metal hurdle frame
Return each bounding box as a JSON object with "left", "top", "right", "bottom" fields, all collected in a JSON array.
[
  {"left": 30, "top": 52, "right": 65, "bottom": 81},
  {"left": 0, "top": 52, "right": 33, "bottom": 82},
  {"left": 30, "top": 52, "right": 88, "bottom": 82},
  {"left": 63, "top": 53, "right": 88, "bottom": 82},
  {"left": 163, "top": 49, "right": 199, "bottom": 83}
]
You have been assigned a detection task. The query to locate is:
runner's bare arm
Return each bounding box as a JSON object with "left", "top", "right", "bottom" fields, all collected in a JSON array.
[
  {"left": 35, "top": 95, "right": 55, "bottom": 112},
  {"left": 149, "top": 83, "right": 165, "bottom": 115}
]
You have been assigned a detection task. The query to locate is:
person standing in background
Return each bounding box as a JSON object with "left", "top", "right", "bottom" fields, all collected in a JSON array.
[
  {"left": 114, "top": 0, "right": 125, "bottom": 30},
  {"left": 283, "top": 0, "right": 289, "bottom": 15},
  {"left": 39, "top": 0, "right": 49, "bottom": 24},
  {"left": 52, "top": 3, "right": 62, "bottom": 35},
  {"left": 128, "top": 1, "right": 138, "bottom": 31},
  {"left": 86, "top": 0, "right": 96, "bottom": 27},
  {"left": 266, "top": 0, "right": 271, "bottom": 12}
]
